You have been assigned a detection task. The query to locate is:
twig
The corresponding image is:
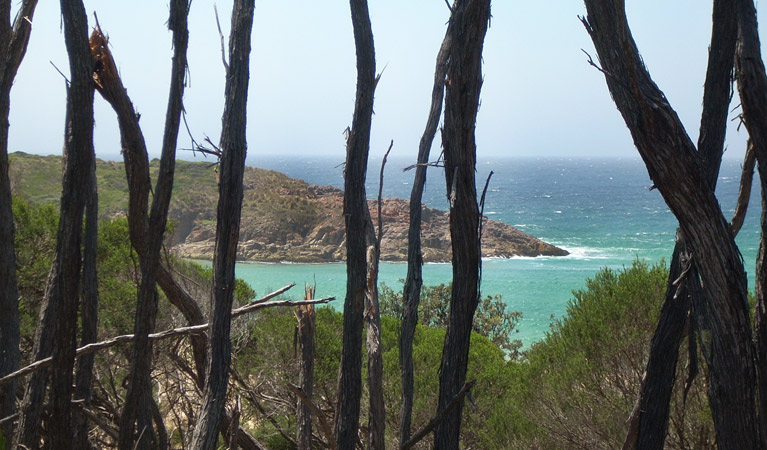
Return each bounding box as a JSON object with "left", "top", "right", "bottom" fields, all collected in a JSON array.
[
  {"left": 49, "top": 60, "right": 70, "bottom": 84},
  {"left": 214, "top": 4, "right": 230, "bottom": 72},
  {"left": 287, "top": 383, "right": 337, "bottom": 450},
  {"left": 401, "top": 380, "right": 476, "bottom": 450}
]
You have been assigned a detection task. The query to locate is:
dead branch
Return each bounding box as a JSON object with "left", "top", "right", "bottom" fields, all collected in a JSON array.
[
  {"left": 401, "top": 380, "right": 476, "bottom": 450},
  {"left": 0, "top": 287, "right": 334, "bottom": 387},
  {"left": 377, "top": 140, "right": 394, "bottom": 247},
  {"left": 213, "top": 4, "right": 229, "bottom": 72},
  {"left": 288, "top": 383, "right": 336, "bottom": 450}
]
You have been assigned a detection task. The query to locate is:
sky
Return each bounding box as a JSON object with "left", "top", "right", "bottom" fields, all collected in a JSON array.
[{"left": 8, "top": 1, "right": 766, "bottom": 162}]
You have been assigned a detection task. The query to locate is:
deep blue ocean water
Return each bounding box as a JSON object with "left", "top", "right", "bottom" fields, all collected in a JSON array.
[{"left": 217, "top": 156, "right": 761, "bottom": 348}]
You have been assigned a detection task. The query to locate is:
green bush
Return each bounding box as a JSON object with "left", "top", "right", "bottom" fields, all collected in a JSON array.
[{"left": 509, "top": 260, "right": 714, "bottom": 449}]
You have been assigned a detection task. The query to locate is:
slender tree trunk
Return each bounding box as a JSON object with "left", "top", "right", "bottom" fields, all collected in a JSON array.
[
  {"left": 296, "top": 286, "right": 316, "bottom": 450},
  {"left": 118, "top": 2, "right": 190, "bottom": 448},
  {"left": 583, "top": 2, "right": 759, "bottom": 448},
  {"left": 73, "top": 165, "right": 99, "bottom": 450},
  {"left": 623, "top": 1, "right": 736, "bottom": 447},
  {"left": 399, "top": 20, "right": 451, "bottom": 446},
  {"left": 91, "top": 25, "right": 208, "bottom": 386},
  {"left": 0, "top": 2, "right": 40, "bottom": 446},
  {"left": 44, "top": 1, "right": 96, "bottom": 448},
  {"left": 366, "top": 205, "right": 385, "bottom": 449},
  {"left": 334, "top": 0, "right": 376, "bottom": 448},
  {"left": 733, "top": 0, "right": 767, "bottom": 445},
  {"left": 434, "top": 1, "right": 490, "bottom": 449},
  {"left": 189, "top": 1, "right": 254, "bottom": 448}
]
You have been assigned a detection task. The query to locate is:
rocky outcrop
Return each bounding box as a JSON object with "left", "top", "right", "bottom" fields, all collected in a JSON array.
[
  {"left": 8, "top": 152, "right": 568, "bottom": 263},
  {"left": 173, "top": 184, "right": 569, "bottom": 262}
]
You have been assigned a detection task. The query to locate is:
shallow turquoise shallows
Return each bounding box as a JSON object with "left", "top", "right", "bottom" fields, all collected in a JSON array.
[{"left": 196, "top": 156, "right": 761, "bottom": 349}]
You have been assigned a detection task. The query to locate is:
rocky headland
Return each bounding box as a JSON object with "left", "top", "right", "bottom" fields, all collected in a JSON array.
[{"left": 9, "top": 152, "right": 569, "bottom": 262}]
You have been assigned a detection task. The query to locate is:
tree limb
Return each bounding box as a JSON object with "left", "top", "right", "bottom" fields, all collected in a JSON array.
[
  {"left": 0, "top": 286, "right": 334, "bottom": 387},
  {"left": 401, "top": 380, "right": 476, "bottom": 450}
]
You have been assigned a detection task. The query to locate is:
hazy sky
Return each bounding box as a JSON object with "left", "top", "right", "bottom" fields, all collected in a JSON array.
[{"left": 9, "top": 1, "right": 766, "bottom": 162}]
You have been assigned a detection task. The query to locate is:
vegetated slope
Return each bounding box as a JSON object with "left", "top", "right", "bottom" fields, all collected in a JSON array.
[{"left": 9, "top": 151, "right": 568, "bottom": 262}]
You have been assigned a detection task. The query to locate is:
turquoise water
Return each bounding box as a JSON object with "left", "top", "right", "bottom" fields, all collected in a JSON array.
[{"left": 212, "top": 156, "right": 761, "bottom": 348}]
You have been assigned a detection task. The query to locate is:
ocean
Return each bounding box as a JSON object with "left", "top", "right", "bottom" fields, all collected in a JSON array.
[{"left": 213, "top": 155, "right": 761, "bottom": 348}]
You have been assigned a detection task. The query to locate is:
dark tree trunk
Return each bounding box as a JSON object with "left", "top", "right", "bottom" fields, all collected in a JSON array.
[
  {"left": 189, "top": 0, "right": 254, "bottom": 448},
  {"left": 0, "top": 1, "right": 38, "bottom": 447},
  {"left": 733, "top": 0, "right": 767, "bottom": 445},
  {"left": 44, "top": 1, "right": 96, "bottom": 448},
  {"left": 91, "top": 25, "right": 208, "bottom": 387},
  {"left": 434, "top": 1, "right": 490, "bottom": 448},
  {"left": 334, "top": 0, "right": 376, "bottom": 448},
  {"left": 583, "top": 2, "right": 759, "bottom": 448},
  {"left": 118, "top": 2, "right": 190, "bottom": 449},
  {"left": 73, "top": 162, "right": 99, "bottom": 450},
  {"left": 623, "top": 1, "right": 736, "bottom": 448},
  {"left": 296, "top": 286, "right": 316, "bottom": 450},
  {"left": 399, "top": 20, "right": 451, "bottom": 447}
]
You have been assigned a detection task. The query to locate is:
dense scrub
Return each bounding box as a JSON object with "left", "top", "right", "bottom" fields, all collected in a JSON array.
[{"left": 10, "top": 196, "right": 714, "bottom": 448}]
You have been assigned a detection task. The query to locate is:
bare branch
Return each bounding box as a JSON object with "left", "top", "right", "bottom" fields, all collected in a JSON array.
[
  {"left": 214, "top": 3, "right": 230, "bottom": 72},
  {"left": 401, "top": 380, "right": 476, "bottom": 450},
  {"left": 0, "top": 284, "right": 335, "bottom": 387},
  {"left": 376, "top": 140, "right": 394, "bottom": 247}
]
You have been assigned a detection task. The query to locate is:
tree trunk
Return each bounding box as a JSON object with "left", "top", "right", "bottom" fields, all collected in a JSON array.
[
  {"left": 733, "top": 0, "right": 767, "bottom": 445},
  {"left": 73, "top": 161, "right": 99, "bottom": 450},
  {"left": 334, "top": 0, "right": 376, "bottom": 448},
  {"left": 399, "top": 19, "right": 451, "bottom": 446},
  {"left": 623, "top": 1, "right": 736, "bottom": 447},
  {"left": 434, "top": 1, "right": 490, "bottom": 449},
  {"left": 0, "top": 2, "right": 39, "bottom": 447},
  {"left": 366, "top": 207, "right": 385, "bottom": 449},
  {"left": 44, "top": 1, "right": 96, "bottom": 448},
  {"left": 583, "top": 2, "right": 759, "bottom": 448},
  {"left": 296, "top": 287, "right": 316, "bottom": 450},
  {"left": 118, "top": 2, "right": 190, "bottom": 449},
  {"left": 91, "top": 24, "right": 208, "bottom": 387},
  {"left": 189, "top": 0, "right": 254, "bottom": 448}
]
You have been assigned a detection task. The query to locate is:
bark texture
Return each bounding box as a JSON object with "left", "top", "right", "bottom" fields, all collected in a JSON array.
[
  {"left": 399, "top": 19, "right": 451, "bottom": 446},
  {"left": 434, "top": 1, "right": 490, "bottom": 448},
  {"left": 733, "top": 0, "right": 767, "bottom": 445},
  {"left": 0, "top": 1, "right": 38, "bottom": 447},
  {"left": 118, "top": 1, "right": 189, "bottom": 448},
  {"left": 189, "top": 0, "right": 254, "bottom": 447},
  {"left": 623, "top": 0, "right": 736, "bottom": 447},
  {"left": 44, "top": 1, "right": 95, "bottom": 448},
  {"left": 334, "top": 0, "right": 376, "bottom": 448},
  {"left": 73, "top": 163, "right": 99, "bottom": 449},
  {"left": 583, "top": 1, "right": 758, "bottom": 448}
]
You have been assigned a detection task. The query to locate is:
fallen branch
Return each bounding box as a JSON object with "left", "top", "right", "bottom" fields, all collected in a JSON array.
[
  {"left": 401, "top": 380, "right": 476, "bottom": 450},
  {"left": 0, "top": 284, "right": 334, "bottom": 387}
]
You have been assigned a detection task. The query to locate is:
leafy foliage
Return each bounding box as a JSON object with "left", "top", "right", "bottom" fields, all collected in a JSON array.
[
  {"left": 509, "top": 260, "right": 714, "bottom": 449},
  {"left": 379, "top": 281, "right": 522, "bottom": 355}
]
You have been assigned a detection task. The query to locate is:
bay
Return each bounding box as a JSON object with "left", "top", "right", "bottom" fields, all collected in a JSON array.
[{"left": 209, "top": 155, "right": 760, "bottom": 348}]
